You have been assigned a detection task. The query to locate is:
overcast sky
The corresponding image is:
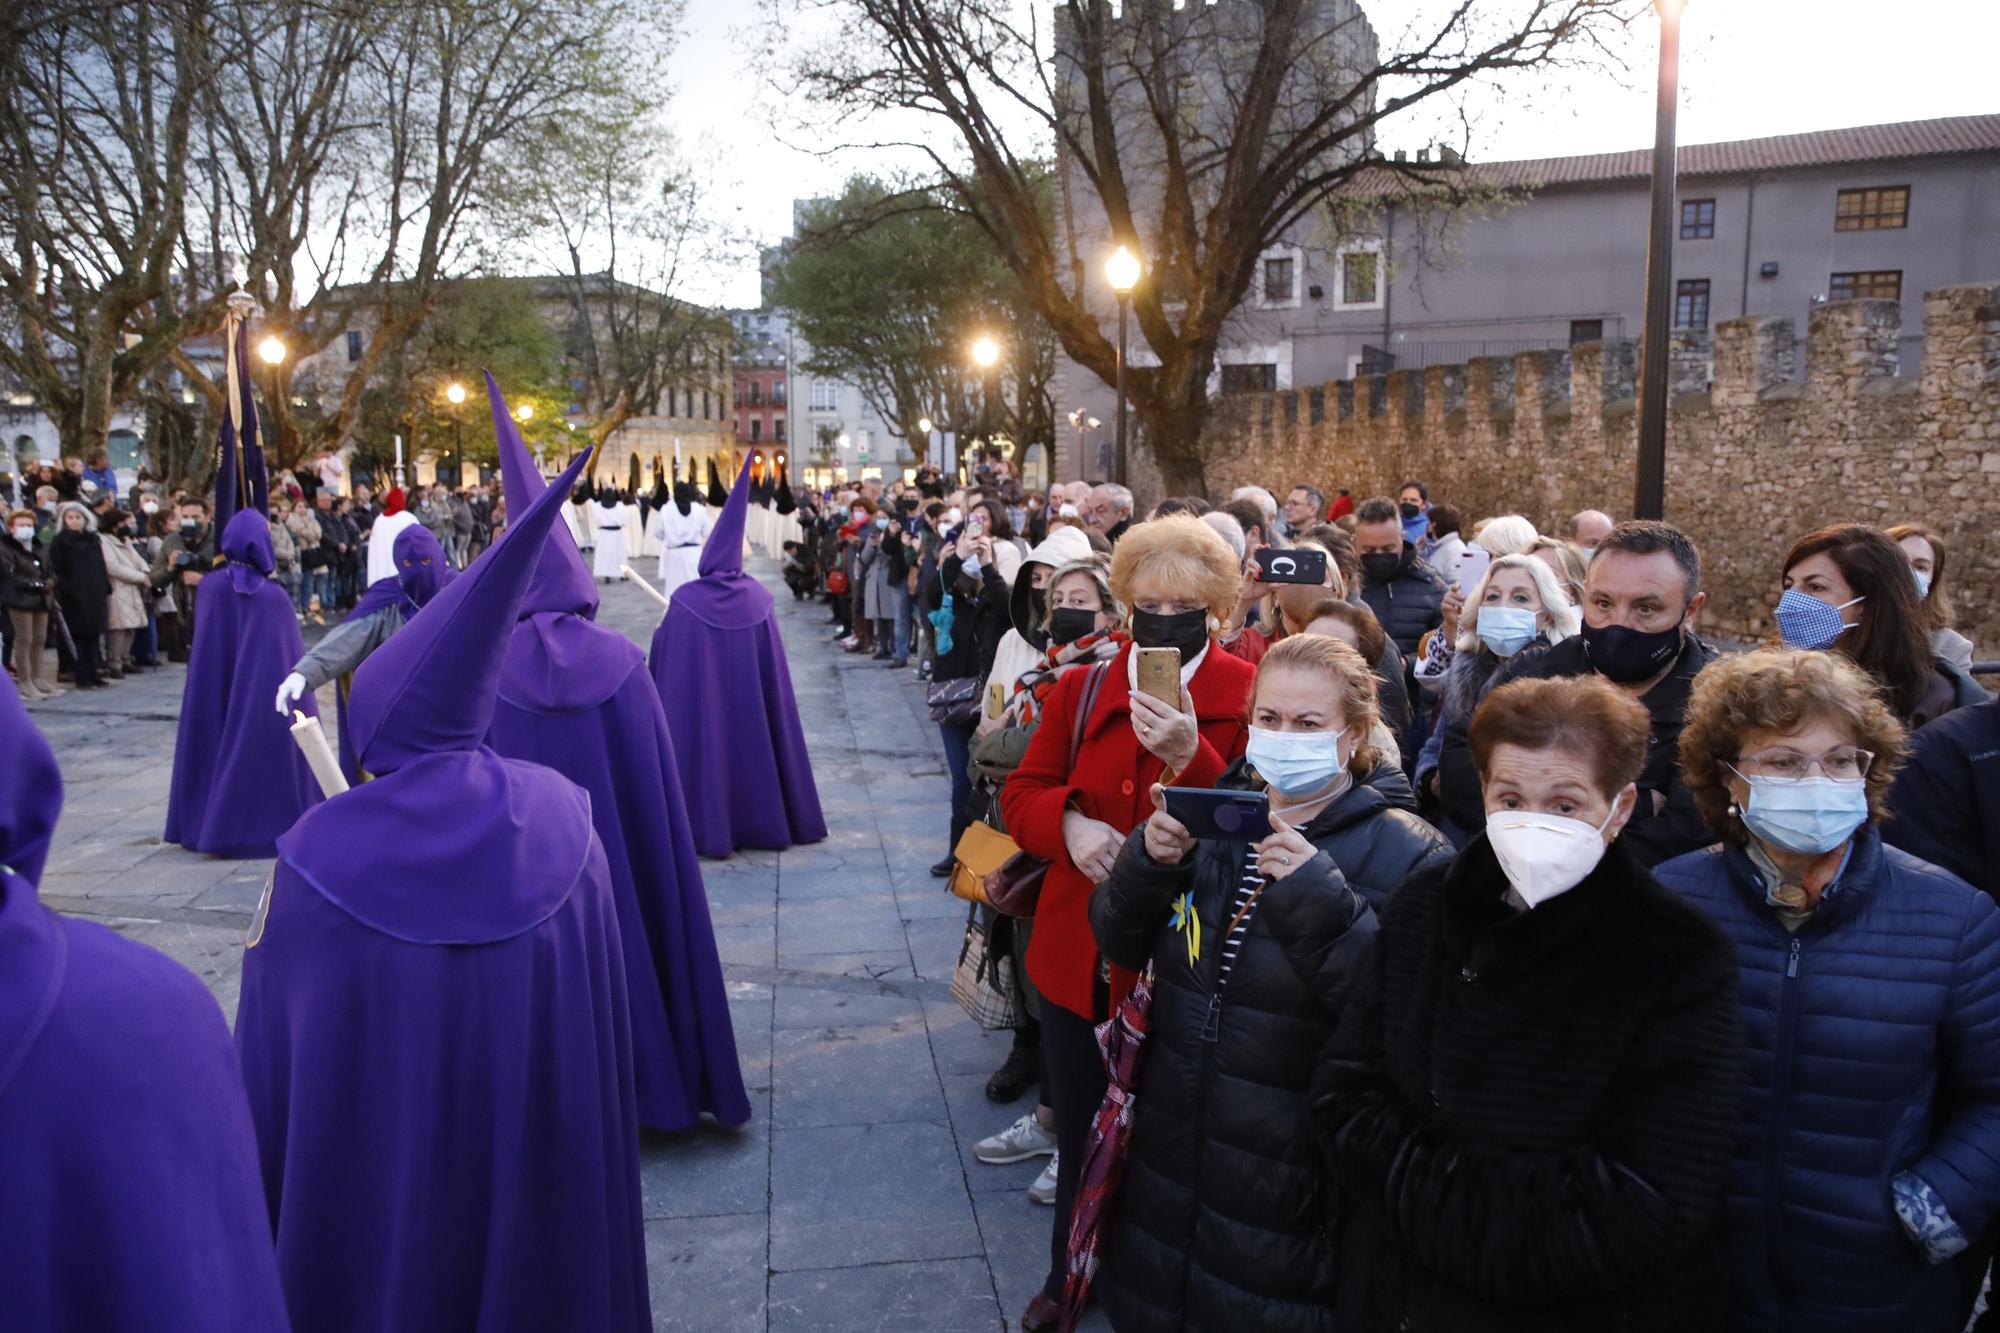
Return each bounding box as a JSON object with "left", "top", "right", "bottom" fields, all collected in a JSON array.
[{"left": 667, "top": 0, "right": 2000, "bottom": 309}]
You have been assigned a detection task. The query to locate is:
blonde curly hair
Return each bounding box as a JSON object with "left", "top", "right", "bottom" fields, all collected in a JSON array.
[
  {"left": 1679, "top": 648, "right": 1906, "bottom": 845},
  {"left": 1109, "top": 514, "right": 1242, "bottom": 629}
]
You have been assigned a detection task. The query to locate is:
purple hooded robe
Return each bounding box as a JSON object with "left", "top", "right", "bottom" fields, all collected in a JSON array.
[
  {"left": 165, "top": 507, "right": 321, "bottom": 857},
  {"left": 233, "top": 447, "right": 651, "bottom": 1332},
  {"left": 651, "top": 453, "right": 826, "bottom": 856},
  {"left": 482, "top": 373, "right": 748, "bottom": 1130},
  {"left": 328, "top": 524, "right": 456, "bottom": 785},
  {"left": 0, "top": 670, "right": 288, "bottom": 1330}
]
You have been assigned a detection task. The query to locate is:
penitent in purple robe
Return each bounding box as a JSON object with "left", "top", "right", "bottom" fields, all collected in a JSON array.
[
  {"left": 483, "top": 373, "right": 748, "bottom": 1130},
  {"left": 234, "top": 446, "right": 651, "bottom": 1333},
  {"left": 0, "top": 662, "right": 288, "bottom": 1330},
  {"left": 651, "top": 452, "right": 826, "bottom": 856},
  {"left": 328, "top": 524, "right": 455, "bottom": 785},
  {"left": 165, "top": 508, "right": 320, "bottom": 857}
]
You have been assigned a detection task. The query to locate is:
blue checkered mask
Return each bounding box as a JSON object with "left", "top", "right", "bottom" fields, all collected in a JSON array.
[{"left": 1775, "top": 588, "right": 1862, "bottom": 651}]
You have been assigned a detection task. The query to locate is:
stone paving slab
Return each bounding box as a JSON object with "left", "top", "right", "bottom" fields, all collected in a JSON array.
[{"left": 29, "top": 560, "right": 1066, "bottom": 1330}]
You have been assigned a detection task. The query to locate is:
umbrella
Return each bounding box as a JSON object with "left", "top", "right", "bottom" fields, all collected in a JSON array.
[{"left": 1059, "top": 967, "right": 1156, "bottom": 1332}]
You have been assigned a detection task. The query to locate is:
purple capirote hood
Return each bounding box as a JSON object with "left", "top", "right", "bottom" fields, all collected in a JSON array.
[{"left": 487, "top": 370, "right": 598, "bottom": 619}]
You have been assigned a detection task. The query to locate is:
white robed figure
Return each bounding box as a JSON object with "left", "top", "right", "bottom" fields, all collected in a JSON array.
[
  {"left": 590, "top": 494, "right": 627, "bottom": 581},
  {"left": 650, "top": 481, "right": 711, "bottom": 596}
]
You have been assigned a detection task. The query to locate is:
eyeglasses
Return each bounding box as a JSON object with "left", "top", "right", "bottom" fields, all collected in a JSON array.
[{"left": 1728, "top": 747, "right": 1875, "bottom": 783}]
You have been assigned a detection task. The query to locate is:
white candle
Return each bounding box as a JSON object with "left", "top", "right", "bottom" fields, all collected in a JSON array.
[
  {"left": 290, "top": 709, "right": 350, "bottom": 796},
  {"left": 621, "top": 566, "right": 671, "bottom": 609}
]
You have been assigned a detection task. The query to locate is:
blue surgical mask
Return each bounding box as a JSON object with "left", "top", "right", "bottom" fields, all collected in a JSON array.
[
  {"left": 874, "top": 516, "right": 890, "bottom": 530},
  {"left": 1247, "top": 725, "right": 1350, "bottom": 798},
  {"left": 1733, "top": 774, "right": 1869, "bottom": 855},
  {"left": 1476, "top": 605, "right": 1539, "bottom": 658},
  {"left": 1775, "top": 588, "right": 1862, "bottom": 651},
  {"left": 1913, "top": 570, "right": 1932, "bottom": 601}
]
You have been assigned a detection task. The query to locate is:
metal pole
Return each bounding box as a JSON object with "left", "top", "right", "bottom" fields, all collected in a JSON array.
[
  {"left": 1633, "top": 3, "right": 1683, "bottom": 522},
  {"left": 1114, "top": 292, "right": 1130, "bottom": 486}
]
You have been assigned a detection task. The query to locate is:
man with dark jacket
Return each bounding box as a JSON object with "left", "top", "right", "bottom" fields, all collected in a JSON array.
[
  {"left": 1436, "top": 520, "right": 1718, "bottom": 867},
  {"left": 1353, "top": 496, "right": 1447, "bottom": 658},
  {"left": 148, "top": 497, "right": 215, "bottom": 663},
  {"left": 1886, "top": 697, "right": 2000, "bottom": 902}
]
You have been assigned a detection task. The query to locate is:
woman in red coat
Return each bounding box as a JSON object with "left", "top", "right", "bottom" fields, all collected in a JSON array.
[{"left": 1000, "top": 514, "right": 1255, "bottom": 1331}]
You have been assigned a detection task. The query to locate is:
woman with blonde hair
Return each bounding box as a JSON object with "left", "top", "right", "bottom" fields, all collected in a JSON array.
[
  {"left": 1000, "top": 514, "right": 1256, "bottom": 1330},
  {"left": 1886, "top": 522, "right": 1974, "bottom": 671},
  {"left": 1657, "top": 649, "right": 2000, "bottom": 1331},
  {"left": 1528, "top": 535, "right": 1589, "bottom": 608},
  {"left": 1089, "top": 633, "right": 1451, "bottom": 1331}
]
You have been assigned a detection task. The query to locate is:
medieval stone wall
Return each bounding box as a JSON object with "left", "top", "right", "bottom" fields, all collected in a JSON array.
[{"left": 1199, "top": 282, "right": 2000, "bottom": 651}]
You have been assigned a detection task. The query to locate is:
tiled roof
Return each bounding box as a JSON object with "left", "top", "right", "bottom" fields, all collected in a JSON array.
[{"left": 1351, "top": 115, "right": 2000, "bottom": 195}]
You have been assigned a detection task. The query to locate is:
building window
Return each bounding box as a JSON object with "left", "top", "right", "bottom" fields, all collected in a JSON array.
[
  {"left": 1334, "top": 249, "right": 1382, "bottom": 310},
  {"left": 751, "top": 418, "right": 762, "bottom": 442},
  {"left": 702, "top": 390, "right": 711, "bottom": 419},
  {"left": 1569, "top": 319, "right": 1605, "bottom": 344},
  {"left": 1674, "top": 279, "right": 1711, "bottom": 330},
  {"left": 1263, "top": 256, "right": 1295, "bottom": 303},
  {"left": 775, "top": 418, "right": 786, "bottom": 443},
  {"left": 809, "top": 381, "right": 838, "bottom": 411},
  {"left": 345, "top": 330, "right": 363, "bottom": 363},
  {"left": 772, "top": 383, "right": 786, "bottom": 406},
  {"left": 1679, "top": 199, "right": 1715, "bottom": 239},
  {"left": 1834, "top": 186, "right": 1909, "bottom": 231},
  {"left": 1219, "top": 363, "right": 1278, "bottom": 394},
  {"left": 1829, "top": 270, "right": 1902, "bottom": 301},
  {"left": 749, "top": 383, "right": 762, "bottom": 406}
]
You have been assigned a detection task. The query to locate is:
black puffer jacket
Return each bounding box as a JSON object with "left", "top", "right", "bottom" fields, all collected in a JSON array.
[
  {"left": 0, "top": 531, "right": 53, "bottom": 613},
  {"left": 925, "top": 553, "right": 1009, "bottom": 683},
  {"left": 1358, "top": 543, "right": 1447, "bottom": 658},
  {"left": 1088, "top": 757, "right": 1454, "bottom": 1333}
]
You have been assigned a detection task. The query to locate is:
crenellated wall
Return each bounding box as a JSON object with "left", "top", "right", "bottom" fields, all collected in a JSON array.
[{"left": 1203, "top": 282, "right": 2000, "bottom": 650}]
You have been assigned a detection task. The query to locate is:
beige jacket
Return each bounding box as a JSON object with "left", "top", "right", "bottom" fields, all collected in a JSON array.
[{"left": 101, "top": 534, "right": 151, "bottom": 630}]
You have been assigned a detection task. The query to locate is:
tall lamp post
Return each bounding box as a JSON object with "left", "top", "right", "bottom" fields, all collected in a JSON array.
[
  {"left": 970, "top": 334, "right": 1001, "bottom": 477},
  {"left": 1634, "top": 0, "right": 1688, "bottom": 522},
  {"left": 1105, "top": 245, "right": 1141, "bottom": 486},
  {"left": 445, "top": 380, "right": 467, "bottom": 488},
  {"left": 257, "top": 334, "right": 287, "bottom": 468}
]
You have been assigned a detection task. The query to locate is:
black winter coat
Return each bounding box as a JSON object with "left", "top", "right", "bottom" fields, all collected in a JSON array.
[
  {"left": 1311, "top": 836, "right": 1743, "bottom": 1333},
  {"left": 926, "top": 553, "right": 1009, "bottom": 684},
  {"left": 1358, "top": 544, "right": 1446, "bottom": 658},
  {"left": 0, "top": 532, "right": 53, "bottom": 614},
  {"left": 49, "top": 527, "right": 111, "bottom": 636},
  {"left": 1088, "top": 758, "right": 1453, "bottom": 1333},
  {"left": 1887, "top": 697, "right": 2000, "bottom": 902}
]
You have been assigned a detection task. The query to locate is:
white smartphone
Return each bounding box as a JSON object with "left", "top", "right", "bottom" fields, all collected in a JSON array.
[{"left": 1457, "top": 547, "right": 1492, "bottom": 594}]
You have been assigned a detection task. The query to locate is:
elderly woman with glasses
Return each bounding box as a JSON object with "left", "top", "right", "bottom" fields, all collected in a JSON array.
[{"left": 1656, "top": 648, "right": 2000, "bottom": 1333}]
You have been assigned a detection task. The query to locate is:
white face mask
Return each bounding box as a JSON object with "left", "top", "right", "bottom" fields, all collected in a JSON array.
[
  {"left": 141, "top": 500, "right": 159, "bottom": 514},
  {"left": 1485, "top": 797, "right": 1623, "bottom": 908},
  {"left": 11, "top": 525, "right": 33, "bottom": 542}
]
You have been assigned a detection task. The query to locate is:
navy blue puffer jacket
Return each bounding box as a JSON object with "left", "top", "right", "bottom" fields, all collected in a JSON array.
[{"left": 1655, "top": 828, "right": 2000, "bottom": 1332}]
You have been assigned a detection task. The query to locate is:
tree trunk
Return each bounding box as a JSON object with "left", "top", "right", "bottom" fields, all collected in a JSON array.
[{"left": 1132, "top": 353, "right": 1214, "bottom": 498}]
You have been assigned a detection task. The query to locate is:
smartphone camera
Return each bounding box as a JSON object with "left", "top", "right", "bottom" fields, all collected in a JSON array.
[{"left": 1211, "top": 801, "right": 1254, "bottom": 836}]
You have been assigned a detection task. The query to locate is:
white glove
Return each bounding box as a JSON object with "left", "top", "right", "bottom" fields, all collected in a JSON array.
[{"left": 275, "top": 672, "right": 307, "bottom": 717}]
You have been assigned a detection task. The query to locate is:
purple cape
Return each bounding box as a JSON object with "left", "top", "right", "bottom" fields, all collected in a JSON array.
[
  {"left": 491, "top": 612, "right": 751, "bottom": 1130},
  {"left": 650, "top": 455, "right": 825, "bottom": 856},
  {"left": 165, "top": 508, "right": 320, "bottom": 857},
  {"left": 234, "top": 443, "right": 650, "bottom": 1330},
  {"left": 331, "top": 526, "right": 454, "bottom": 786},
  {"left": 239, "top": 757, "right": 649, "bottom": 1333},
  {"left": 0, "top": 666, "right": 286, "bottom": 1331}
]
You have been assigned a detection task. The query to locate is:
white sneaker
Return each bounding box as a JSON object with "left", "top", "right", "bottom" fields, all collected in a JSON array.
[
  {"left": 1028, "top": 1152, "right": 1059, "bottom": 1205},
  {"left": 974, "top": 1112, "right": 1057, "bottom": 1164}
]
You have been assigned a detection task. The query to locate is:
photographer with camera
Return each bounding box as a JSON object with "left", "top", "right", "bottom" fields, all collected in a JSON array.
[
  {"left": 148, "top": 497, "right": 215, "bottom": 664},
  {"left": 1079, "top": 633, "right": 1451, "bottom": 1331}
]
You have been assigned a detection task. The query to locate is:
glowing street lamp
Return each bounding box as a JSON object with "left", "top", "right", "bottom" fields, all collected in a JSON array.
[
  {"left": 443, "top": 381, "right": 467, "bottom": 487},
  {"left": 445, "top": 382, "right": 467, "bottom": 406},
  {"left": 917, "top": 417, "right": 933, "bottom": 435},
  {"left": 515, "top": 402, "right": 533, "bottom": 423},
  {"left": 1105, "top": 245, "right": 1141, "bottom": 485},
  {"left": 1635, "top": 0, "right": 1690, "bottom": 521},
  {"left": 970, "top": 336, "right": 1000, "bottom": 369},
  {"left": 257, "top": 334, "right": 287, "bottom": 366}
]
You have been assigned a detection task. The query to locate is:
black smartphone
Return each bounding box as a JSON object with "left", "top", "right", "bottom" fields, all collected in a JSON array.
[
  {"left": 1253, "top": 546, "right": 1328, "bottom": 586},
  {"left": 1162, "top": 787, "right": 1271, "bottom": 842}
]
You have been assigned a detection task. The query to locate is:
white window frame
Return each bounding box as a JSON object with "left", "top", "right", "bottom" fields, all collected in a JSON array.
[
  {"left": 1255, "top": 245, "right": 1304, "bottom": 310},
  {"left": 808, "top": 380, "right": 839, "bottom": 412},
  {"left": 1208, "top": 341, "right": 1294, "bottom": 396},
  {"left": 1333, "top": 242, "right": 1385, "bottom": 312}
]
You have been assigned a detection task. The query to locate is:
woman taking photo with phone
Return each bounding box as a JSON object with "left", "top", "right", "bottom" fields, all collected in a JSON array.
[
  {"left": 1084, "top": 633, "right": 1452, "bottom": 1332},
  {"left": 999, "top": 515, "right": 1254, "bottom": 1331}
]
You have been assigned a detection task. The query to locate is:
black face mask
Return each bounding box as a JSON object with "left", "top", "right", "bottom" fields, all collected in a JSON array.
[
  {"left": 179, "top": 520, "right": 200, "bottom": 537},
  {"left": 1360, "top": 550, "right": 1404, "bottom": 586},
  {"left": 1581, "top": 618, "right": 1684, "bottom": 684},
  {"left": 1049, "top": 607, "right": 1098, "bottom": 646},
  {"left": 1130, "top": 606, "right": 1209, "bottom": 659},
  {"left": 1398, "top": 501, "right": 1422, "bottom": 521}
]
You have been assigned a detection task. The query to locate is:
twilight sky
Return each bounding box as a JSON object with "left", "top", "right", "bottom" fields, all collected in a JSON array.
[{"left": 665, "top": 0, "right": 1999, "bottom": 308}]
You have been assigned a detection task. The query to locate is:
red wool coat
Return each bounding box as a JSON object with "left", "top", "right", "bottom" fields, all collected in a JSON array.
[{"left": 1000, "top": 640, "right": 1255, "bottom": 1020}]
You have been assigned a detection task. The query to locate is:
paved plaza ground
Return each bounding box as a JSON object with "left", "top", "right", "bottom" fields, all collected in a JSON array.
[{"left": 27, "top": 559, "right": 1107, "bottom": 1332}]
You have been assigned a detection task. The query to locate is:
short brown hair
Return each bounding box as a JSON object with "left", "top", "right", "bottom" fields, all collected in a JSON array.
[
  {"left": 1109, "top": 514, "right": 1242, "bottom": 624},
  {"left": 1256, "top": 633, "right": 1382, "bottom": 775},
  {"left": 1679, "top": 648, "right": 1905, "bottom": 844},
  {"left": 1301, "top": 598, "right": 1386, "bottom": 668},
  {"left": 1470, "top": 675, "right": 1651, "bottom": 798}
]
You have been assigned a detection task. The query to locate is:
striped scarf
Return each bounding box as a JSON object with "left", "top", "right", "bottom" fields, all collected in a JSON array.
[{"left": 1004, "top": 630, "right": 1125, "bottom": 727}]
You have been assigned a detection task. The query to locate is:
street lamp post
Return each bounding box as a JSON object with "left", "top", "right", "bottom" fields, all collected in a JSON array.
[
  {"left": 257, "top": 334, "right": 286, "bottom": 472},
  {"left": 970, "top": 336, "right": 1001, "bottom": 477},
  {"left": 1105, "top": 246, "right": 1141, "bottom": 486},
  {"left": 445, "top": 381, "right": 467, "bottom": 488},
  {"left": 1634, "top": 0, "right": 1688, "bottom": 522}
]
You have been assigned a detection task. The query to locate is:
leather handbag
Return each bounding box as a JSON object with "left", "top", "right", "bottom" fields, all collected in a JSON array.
[
  {"left": 949, "top": 819, "right": 1018, "bottom": 908},
  {"left": 927, "top": 675, "right": 981, "bottom": 726}
]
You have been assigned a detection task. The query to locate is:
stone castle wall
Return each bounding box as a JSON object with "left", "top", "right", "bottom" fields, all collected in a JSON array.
[{"left": 1199, "top": 282, "right": 2000, "bottom": 651}]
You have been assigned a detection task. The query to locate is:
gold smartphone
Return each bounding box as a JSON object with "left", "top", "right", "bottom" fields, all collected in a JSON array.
[
  {"left": 1134, "top": 646, "right": 1182, "bottom": 707},
  {"left": 987, "top": 680, "right": 1007, "bottom": 718}
]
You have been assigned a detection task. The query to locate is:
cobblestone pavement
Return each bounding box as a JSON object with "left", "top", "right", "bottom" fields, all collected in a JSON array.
[{"left": 27, "top": 559, "right": 1106, "bottom": 1332}]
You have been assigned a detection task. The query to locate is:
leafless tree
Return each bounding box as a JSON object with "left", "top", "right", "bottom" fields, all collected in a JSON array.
[{"left": 773, "top": 0, "right": 1626, "bottom": 493}]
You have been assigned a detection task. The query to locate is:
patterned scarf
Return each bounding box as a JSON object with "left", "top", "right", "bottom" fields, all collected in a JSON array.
[{"left": 1005, "top": 629, "right": 1125, "bottom": 727}]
